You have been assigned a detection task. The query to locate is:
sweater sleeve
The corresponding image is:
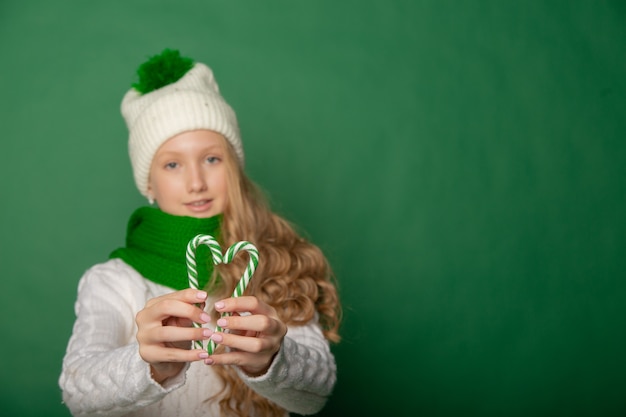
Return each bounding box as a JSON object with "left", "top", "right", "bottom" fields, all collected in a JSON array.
[
  {"left": 236, "top": 319, "right": 337, "bottom": 415},
  {"left": 58, "top": 261, "right": 187, "bottom": 417}
]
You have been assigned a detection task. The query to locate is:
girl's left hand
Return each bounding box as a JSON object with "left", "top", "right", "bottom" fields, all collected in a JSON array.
[{"left": 206, "top": 296, "right": 287, "bottom": 376}]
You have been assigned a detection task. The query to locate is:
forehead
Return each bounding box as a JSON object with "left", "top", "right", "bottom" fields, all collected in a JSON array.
[{"left": 156, "top": 129, "right": 227, "bottom": 154}]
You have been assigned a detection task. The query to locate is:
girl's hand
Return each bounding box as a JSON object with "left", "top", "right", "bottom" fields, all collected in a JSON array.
[
  {"left": 135, "top": 289, "right": 213, "bottom": 383},
  {"left": 206, "top": 296, "right": 287, "bottom": 377}
]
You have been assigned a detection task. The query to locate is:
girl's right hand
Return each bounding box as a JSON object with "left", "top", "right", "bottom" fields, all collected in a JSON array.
[{"left": 135, "top": 289, "right": 213, "bottom": 384}]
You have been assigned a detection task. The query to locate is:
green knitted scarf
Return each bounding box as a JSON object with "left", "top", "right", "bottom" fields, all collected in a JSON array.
[{"left": 110, "top": 207, "right": 222, "bottom": 290}]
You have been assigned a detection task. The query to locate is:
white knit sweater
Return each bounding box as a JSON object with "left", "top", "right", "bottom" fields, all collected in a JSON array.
[{"left": 59, "top": 259, "right": 336, "bottom": 416}]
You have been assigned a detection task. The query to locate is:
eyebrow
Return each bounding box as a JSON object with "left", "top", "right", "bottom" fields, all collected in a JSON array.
[{"left": 157, "top": 144, "right": 225, "bottom": 158}]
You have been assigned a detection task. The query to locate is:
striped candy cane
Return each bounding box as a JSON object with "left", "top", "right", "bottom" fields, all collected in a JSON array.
[
  {"left": 207, "top": 240, "right": 259, "bottom": 354},
  {"left": 186, "top": 234, "right": 223, "bottom": 349},
  {"left": 185, "top": 234, "right": 259, "bottom": 353}
]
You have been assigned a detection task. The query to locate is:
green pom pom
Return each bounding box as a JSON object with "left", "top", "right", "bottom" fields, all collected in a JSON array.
[{"left": 132, "top": 49, "right": 194, "bottom": 94}]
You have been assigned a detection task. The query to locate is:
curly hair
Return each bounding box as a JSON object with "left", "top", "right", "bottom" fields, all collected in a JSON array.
[{"left": 204, "top": 138, "right": 342, "bottom": 416}]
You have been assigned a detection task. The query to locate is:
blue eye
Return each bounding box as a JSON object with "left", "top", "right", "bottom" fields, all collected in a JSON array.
[
  {"left": 206, "top": 156, "right": 220, "bottom": 164},
  {"left": 165, "top": 162, "right": 178, "bottom": 169}
]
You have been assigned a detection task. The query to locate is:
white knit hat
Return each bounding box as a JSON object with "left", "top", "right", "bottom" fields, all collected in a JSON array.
[{"left": 121, "top": 53, "right": 243, "bottom": 197}]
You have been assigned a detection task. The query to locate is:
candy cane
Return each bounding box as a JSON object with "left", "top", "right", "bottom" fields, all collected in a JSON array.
[
  {"left": 207, "top": 240, "right": 259, "bottom": 354},
  {"left": 186, "top": 234, "right": 223, "bottom": 349},
  {"left": 185, "top": 234, "right": 259, "bottom": 353}
]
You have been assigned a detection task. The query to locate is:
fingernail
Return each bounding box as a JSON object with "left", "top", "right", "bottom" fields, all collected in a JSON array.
[
  {"left": 217, "top": 318, "right": 228, "bottom": 327},
  {"left": 200, "top": 313, "right": 211, "bottom": 323},
  {"left": 202, "top": 329, "right": 213, "bottom": 338},
  {"left": 197, "top": 291, "right": 207, "bottom": 300},
  {"left": 215, "top": 301, "right": 225, "bottom": 310},
  {"left": 198, "top": 352, "right": 209, "bottom": 359},
  {"left": 211, "top": 333, "right": 223, "bottom": 343},
  {"left": 205, "top": 358, "right": 214, "bottom": 365}
]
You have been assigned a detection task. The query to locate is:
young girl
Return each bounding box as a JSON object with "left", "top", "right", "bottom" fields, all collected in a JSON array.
[{"left": 59, "top": 49, "right": 341, "bottom": 417}]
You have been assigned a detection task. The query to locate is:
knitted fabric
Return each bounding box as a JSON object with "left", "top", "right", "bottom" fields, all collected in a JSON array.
[
  {"left": 121, "top": 50, "right": 243, "bottom": 197},
  {"left": 59, "top": 258, "right": 337, "bottom": 416},
  {"left": 109, "top": 207, "right": 221, "bottom": 290}
]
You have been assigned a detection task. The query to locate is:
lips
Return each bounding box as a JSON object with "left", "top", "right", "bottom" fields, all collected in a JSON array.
[
  {"left": 185, "top": 199, "right": 213, "bottom": 212},
  {"left": 188, "top": 199, "right": 210, "bottom": 206}
]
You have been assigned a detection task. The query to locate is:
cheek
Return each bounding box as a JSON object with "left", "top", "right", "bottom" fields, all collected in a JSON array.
[
  {"left": 149, "top": 172, "right": 177, "bottom": 198},
  {"left": 216, "top": 173, "right": 228, "bottom": 196},
  {"left": 214, "top": 171, "right": 229, "bottom": 201}
]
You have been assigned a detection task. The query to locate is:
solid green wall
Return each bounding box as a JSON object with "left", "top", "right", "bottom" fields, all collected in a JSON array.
[{"left": 1, "top": 1, "right": 625, "bottom": 416}]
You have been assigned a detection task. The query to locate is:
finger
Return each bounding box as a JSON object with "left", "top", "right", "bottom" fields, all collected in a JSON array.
[
  {"left": 139, "top": 345, "right": 210, "bottom": 364},
  {"left": 140, "top": 325, "right": 214, "bottom": 345},
  {"left": 137, "top": 298, "right": 211, "bottom": 327},
  {"left": 214, "top": 296, "right": 275, "bottom": 316},
  {"left": 209, "top": 331, "right": 269, "bottom": 354},
  {"left": 205, "top": 350, "right": 258, "bottom": 367},
  {"left": 204, "top": 349, "right": 277, "bottom": 377},
  {"left": 146, "top": 289, "right": 208, "bottom": 309},
  {"left": 215, "top": 314, "right": 276, "bottom": 334}
]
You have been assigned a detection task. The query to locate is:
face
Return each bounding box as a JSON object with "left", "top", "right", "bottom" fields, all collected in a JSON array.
[{"left": 147, "top": 130, "right": 228, "bottom": 218}]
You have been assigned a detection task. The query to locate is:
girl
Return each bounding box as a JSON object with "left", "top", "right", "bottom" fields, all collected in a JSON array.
[{"left": 59, "top": 49, "right": 341, "bottom": 417}]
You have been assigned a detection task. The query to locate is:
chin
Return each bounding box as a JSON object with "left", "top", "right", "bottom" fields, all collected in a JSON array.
[{"left": 186, "top": 210, "right": 219, "bottom": 219}]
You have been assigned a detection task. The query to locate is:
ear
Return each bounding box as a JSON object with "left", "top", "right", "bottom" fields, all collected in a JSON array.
[{"left": 146, "top": 183, "right": 155, "bottom": 205}]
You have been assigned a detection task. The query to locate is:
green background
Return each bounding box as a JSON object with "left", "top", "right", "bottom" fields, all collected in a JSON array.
[{"left": 1, "top": 1, "right": 625, "bottom": 416}]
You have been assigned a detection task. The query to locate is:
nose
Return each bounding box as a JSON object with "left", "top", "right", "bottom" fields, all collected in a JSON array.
[{"left": 187, "top": 164, "right": 208, "bottom": 193}]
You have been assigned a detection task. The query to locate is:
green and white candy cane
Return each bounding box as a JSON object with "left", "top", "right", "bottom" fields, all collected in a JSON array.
[
  {"left": 185, "top": 234, "right": 260, "bottom": 353},
  {"left": 186, "top": 234, "right": 222, "bottom": 350}
]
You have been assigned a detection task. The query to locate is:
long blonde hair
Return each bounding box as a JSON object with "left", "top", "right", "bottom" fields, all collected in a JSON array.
[{"left": 206, "top": 138, "right": 342, "bottom": 416}]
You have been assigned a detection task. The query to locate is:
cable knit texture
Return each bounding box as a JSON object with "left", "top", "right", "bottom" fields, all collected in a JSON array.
[{"left": 59, "top": 259, "right": 336, "bottom": 416}]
